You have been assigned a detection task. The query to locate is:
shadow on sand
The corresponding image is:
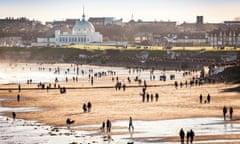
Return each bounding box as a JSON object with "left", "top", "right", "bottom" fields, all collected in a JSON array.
[{"left": 221, "top": 85, "right": 240, "bottom": 93}]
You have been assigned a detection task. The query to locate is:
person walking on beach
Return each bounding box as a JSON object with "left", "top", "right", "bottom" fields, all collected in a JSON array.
[
  {"left": 123, "top": 83, "right": 126, "bottom": 91},
  {"left": 17, "top": 94, "right": 20, "bottom": 102},
  {"left": 141, "top": 93, "right": 145, "bottom": 102},
  {"left": 106, "top": 119, "right": 112, "bottom": 133},
  {"left": 189, "top": 129, "right": 195, "bottom": 144},
  {"left": 91, "top": 76, "right": 94, "bottom": 86},
  {"left": 128, "top": 116, "right": 134, "bottom": 132},
  {"left": 174, "top": 81, "right": 178, "bottom": 89},
  {"left": 87, "top": 102, "right": 92, "bottom": 112},
  {"left": 150, "top": 94, "right": 154, "bottom": 102},
  {"left": 230, "top": 107, "right": 233, "bottom": 120},
  {"left": 101, "top": 121, "right": 105, "bottom": 132},
  {"left": 186, "top": 131, "right": 190, "bottom": 144},
  {"left": 83, "top": 103, "right": 87, "bottom": 113},
  {"left": 223, "top": 106, "right": 227, "bottom": 120},
  {"left": 18, "top": 84, "right": 21, "bottom": 92},
  {"left": 199, "top": 94, "right": 202, "bottom": 104},
  {"left": 207, "top": 94, "right": 211, "bottom": 103},
  {"left": 12, "top": 112, "right": 16, "bottom": 120},
  {"left": 146, "top": 93, "right": 150, "bottom": 102},
  {"left": 155, "top": 93, "right": 159, "bottom": 102},
  {"left": 144, "top": 80, "right": 147, "bottom": 89},
  {"left": 179, "top": 128, "right": 185, "bottom": 144},
  {"left": 66, "top": 118, "right": 75, "bottom": 128}
]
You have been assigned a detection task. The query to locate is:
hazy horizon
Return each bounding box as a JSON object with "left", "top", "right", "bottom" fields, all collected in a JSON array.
[{"left": 0, "top": 0, "right": 240, "bottom": 24}]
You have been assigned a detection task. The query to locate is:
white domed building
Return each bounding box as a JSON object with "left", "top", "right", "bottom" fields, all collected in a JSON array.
[{"left": 54, "top": 13, "right": 102, "bottom": 46}]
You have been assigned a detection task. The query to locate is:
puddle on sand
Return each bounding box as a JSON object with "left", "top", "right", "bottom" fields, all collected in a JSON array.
[
  {"left": 0, "top": 98, "right": 42, "bottom": 115},
  {"left": 0, "top": 116, "right": 111, "bottom": 144}
]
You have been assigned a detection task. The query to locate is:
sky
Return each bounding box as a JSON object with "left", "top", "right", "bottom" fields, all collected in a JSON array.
[{"left": 0, "top": 0, "right": 240, "bottom": 24}]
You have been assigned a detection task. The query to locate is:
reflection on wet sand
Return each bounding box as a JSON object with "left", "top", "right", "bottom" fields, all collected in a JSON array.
[{"left": 76, "top": 117, "right": 240, "bottom": 143}]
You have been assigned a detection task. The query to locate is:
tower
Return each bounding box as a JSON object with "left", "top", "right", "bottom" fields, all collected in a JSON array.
[{"left": 196, "top": 16, "right": 203, "bottom": 24}]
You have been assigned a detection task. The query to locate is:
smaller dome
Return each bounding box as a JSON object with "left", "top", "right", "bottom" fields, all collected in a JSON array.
[{"left": 72, "top": 13, "right": 95, "bottom": 34}]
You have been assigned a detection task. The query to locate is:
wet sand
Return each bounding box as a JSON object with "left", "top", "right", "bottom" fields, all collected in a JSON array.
[{"left": 1, "top": 63, "right": 240, "bottom": 143}]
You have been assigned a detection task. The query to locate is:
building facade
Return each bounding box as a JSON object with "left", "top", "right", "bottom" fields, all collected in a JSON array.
[
  {"left": 32, "top": 12, "right": 102, "bottom": 47},
  {"left": 208, "top": 28, "right": 240, "bottom": 48},
  {"left": 134, "top": 32, "right": 153, "bottom": 45},
  {"left": 88, "top": 17, "right": 123, "bottom": 26}
]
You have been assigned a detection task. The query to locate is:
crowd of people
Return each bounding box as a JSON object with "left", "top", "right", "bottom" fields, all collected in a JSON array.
[{"left": 6, "top": 63, "right": 238, "bottom": 144}]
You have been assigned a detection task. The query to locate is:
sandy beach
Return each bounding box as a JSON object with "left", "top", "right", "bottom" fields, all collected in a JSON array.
[{"left": 0, "top": 63, "right": 240, "bottom": 143}]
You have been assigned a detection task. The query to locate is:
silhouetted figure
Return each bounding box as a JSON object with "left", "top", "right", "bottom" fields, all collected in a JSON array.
[
  {"left": 180, "top": 81, "right": 183, "bottom": 88},
  {"left": 18, "top": 84, "right": 21, "bottom": 92},
  {"left": 123, "top": 84, "right": 126, "bottom": 91},
  {"left": 141, "top": 93, "right": 145, "bottom": 102},
  {"left": 127, "top": 77, "right": 131, "bottom": 83},
  {"left": 146, "top": 93, "right": 150, "bottom": 102},
  {"left": 179, "top": 128, "right": 185, "bottom": 144},
  {"left": 83, "top": 103, "right": 87, "bottom": 113},
  {"left": 207, "top": 94, "right": 211, "bottom": 103},
  {"left": 223, "top": 106, "right": 227, "bottom": 120},
  {"left": 229, "top": 107, "right": 233, "bottom": 120},
  {"left": 155, "top": 93, "right": 159, "bottom": 102},
  {"left": 174, "top": 81, "right": 178, "bottom": 89},
  {"left": 199, "top": 94, "right": 202, "bottom": 104},
  {"left": 185, "top": 80, "right": 188, "bottom": 88},
  {"left": 12, "top": 112, "right": 16, "bottom": 120},
  {"left": 189, "top": 129, "right": 195, "bottom": 144},
  {"left": 87, "top": 102, "right": 92, "bottom": 112},
  {"left": 17, "top": 94, "right": 20, "bottom": 102},
  {"left": 128, "top": 116, "right": 134, "bottom": 132},
  {"left": 106, "top": 119, "right": 112, "bottom": 133},
  {"left": 150, "top": 94, "right": 154, "bottom": 102},
  {"left": 66, "top": 118, "right": 75, "bottom": 128},
  {"left": 101, "top": 121, "right": 105, "bottom": 132},
  {"left": 186, "top": 131, "right": 190, "bottom": 144},
  {"left": 142, "top": 87, "right": 146, "bottom": 94},
  {"left": 144, "top": 80, "right": 147, "bottom": 88},
  {"left": 91, "top": 76, "right": 94, "bottom": 86},
  {"left": 60, "top": 87, "right": 66, "bottom": 94}
]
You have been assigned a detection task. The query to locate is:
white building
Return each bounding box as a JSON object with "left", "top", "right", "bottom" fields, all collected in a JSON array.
[
  {"left": 55, "top": 13, "right": 102, "bottom": 46},
  {"left": 32, "top": 12, "right": 103, "bottom": 47}
]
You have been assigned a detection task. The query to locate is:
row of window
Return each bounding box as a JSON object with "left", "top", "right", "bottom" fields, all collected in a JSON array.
[{"left": 57, "top": 36, "right": 89, "bottom": 43}]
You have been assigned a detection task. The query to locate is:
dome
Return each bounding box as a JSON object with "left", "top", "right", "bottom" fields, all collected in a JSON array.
[{"left": 72, "top": 14, "right": 95, "bottom": 34}]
